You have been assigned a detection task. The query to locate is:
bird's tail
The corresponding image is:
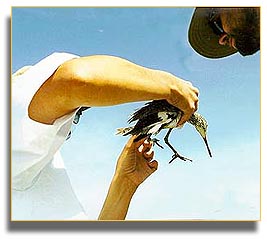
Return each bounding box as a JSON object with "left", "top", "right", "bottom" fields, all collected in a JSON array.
[{"left": 116, "top": 126, "right": 134, "bottom": 136}]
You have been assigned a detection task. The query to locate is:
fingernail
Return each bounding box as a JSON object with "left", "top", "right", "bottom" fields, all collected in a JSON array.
[{"left": 146, "top": 149, "right": 153, "bottom": 155}]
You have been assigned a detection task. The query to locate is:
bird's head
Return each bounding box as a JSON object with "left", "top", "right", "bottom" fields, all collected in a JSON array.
[
  {"left": 192, "top": 113, "right": 208, "bottom": 138},
  {"left": 188, "top": 113, "right": 212, "bottom": 157}
]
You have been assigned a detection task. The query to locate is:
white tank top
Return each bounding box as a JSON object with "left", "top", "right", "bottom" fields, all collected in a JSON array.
[{"left": 12, "top": 52, "right": 88, "bottom": 220}]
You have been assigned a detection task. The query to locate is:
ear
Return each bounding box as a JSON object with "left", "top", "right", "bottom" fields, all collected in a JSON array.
[{"left": 218, "top": 33, "right": 229, "bottom": 45}]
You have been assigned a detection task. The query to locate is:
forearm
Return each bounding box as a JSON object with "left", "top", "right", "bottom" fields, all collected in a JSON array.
[
  {"left": 58, "top": 55, "right": 179, "bottom": 107},
  {"left": 98, "top": 174, "right": 137, "bottom": 220}
]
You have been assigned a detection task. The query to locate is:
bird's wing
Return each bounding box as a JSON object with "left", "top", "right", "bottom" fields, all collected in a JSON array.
[
  {"left": 128, "top": 111, "right": 178, "bottom": 136},
  {"left": 128, "top": 112, "right": 163, "bottom": 135},
  {"left": 128, "top": 100, "right": 180, "bottom": 123}
]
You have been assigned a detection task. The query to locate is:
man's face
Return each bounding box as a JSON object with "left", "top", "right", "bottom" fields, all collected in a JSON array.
[
  {"left": 217, "top": 8, "right": 260, "bottom": 56},
  {"left": 217, "top": 10, "right": 240, "bottom": 50},
  {"left": 188, "top": 7, "right": 259, "bottom": 58}
]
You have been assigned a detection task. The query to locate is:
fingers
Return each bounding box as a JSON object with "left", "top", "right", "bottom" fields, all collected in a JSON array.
[
  {"left": 185, "top": 81, "right": 199, "bottom": 97},
  {"left": 178, "top": 100, "right": 198, "bottom": 125},
  {"left": 137, "top": 139, "right": 153, "bottom": 157},
  {"left": 178, "top": 86, "right": 199, "bottom": 126},
  {"left": 147, "top": 160, "right": 158, "bottom": 171},
  {"left": 142, "top": 139, "right": 153, "bottom": 156},
  {"left": 143, "top": 147, "right": 154, "bottom": 161},
  {"left": 168, "top": 80, "right": 199, "bottom": 126},
  {"left": 136, "top": 138, "right": 156, "bottom": 159},
  {"left": 179, "top": 111, "right": 193, "bottom": 126},
  {"left": 143, "top": 144, "right": 158, "bottom": 173},
  {"left": 131, "top": 137, "right": 158, "bottom": 171},
  {"left": 126, "top": 135, "right": 150, "bottom": 152},
  {"left": 193, "top": 86, "right": 199, "bottom": 97},
  {"left": 134, "top": 136, "right": 148, "bottom": 149},
  {"left": 141, "top": 140, "right": 158, "bottom": 171}
]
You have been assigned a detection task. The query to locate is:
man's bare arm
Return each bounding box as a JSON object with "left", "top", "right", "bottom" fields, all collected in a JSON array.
[
  {"left": 98, "top": 137, "right": 157, "bottom": 220},
  {"left": 28, "top": 55, "right": 198, "bottom": 124}
]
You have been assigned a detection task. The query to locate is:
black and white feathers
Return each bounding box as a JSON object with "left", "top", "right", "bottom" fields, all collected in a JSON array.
[
  {"left": 117, "top": 100, "right": 183, "bottom": 141},
  {"left": 117, "top": 99, "right": 212, "bottom": 163}
]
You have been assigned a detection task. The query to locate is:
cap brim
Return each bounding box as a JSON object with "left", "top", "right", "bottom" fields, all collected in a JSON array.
[{"left": 188, "top": 8, "right": 237, "bottom": 58}]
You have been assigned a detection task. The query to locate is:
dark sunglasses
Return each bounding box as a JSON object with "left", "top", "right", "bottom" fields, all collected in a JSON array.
[{"left": 208, "top": 9, "right": 227, "bottom": 36}]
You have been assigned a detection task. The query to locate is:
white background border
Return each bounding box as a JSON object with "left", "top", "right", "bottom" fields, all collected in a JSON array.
[{"left": 1, "top": 0, "right": 266, "bottom": 240}]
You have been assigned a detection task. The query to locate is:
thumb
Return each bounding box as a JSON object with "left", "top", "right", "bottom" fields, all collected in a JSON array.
[{"left": 178, "top": 113, "right": 189, "bottom": 126}]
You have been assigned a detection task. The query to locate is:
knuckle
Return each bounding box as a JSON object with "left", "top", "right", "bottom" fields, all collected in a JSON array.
[
  {"left": 187, "top": 105, "right": 196, "bottom": 115},
  {"left": 189, "top": 104, "right": 195, "bottom": 111}
]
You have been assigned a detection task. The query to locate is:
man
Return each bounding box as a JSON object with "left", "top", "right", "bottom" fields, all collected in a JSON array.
[
  {"left": 188, "top": 7, "right": 260, "bottom": 58},
  {"left": 12, "top": 7, "right": 259, "bottom": 221},
  {"left": 12, "top": 52, "right": 198, "bottom": 220}
]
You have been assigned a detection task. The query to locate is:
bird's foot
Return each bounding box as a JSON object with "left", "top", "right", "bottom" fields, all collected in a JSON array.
[
  {"left": 150, "top": 138, "right": 164, "bottom": 149},
  {"left": 169, "top": 153, "right": 193, "bottom": 164}
]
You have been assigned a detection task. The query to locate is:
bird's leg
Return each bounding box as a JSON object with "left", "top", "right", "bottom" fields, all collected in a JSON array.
[
  {"left": 146, "top": 135, "right": 164, "bottom": 149},
  {"left": 164, "top": 129, "right": 193, "bottom": 163},
  {"left": 150, "top": 138, "right": 164, "bottom": 149},
  {"left": 164, "top": 129, "right": 177, "bottom": 154}
]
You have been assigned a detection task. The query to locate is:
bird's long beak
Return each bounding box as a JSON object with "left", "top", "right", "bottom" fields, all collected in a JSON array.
[{"left": 203, "top": 136, "right": 212, "bottom": 157}]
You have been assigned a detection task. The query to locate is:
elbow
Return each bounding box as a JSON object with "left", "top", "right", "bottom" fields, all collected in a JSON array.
[
  {"left": 55, "top": 58, "right": 95, "bottom": 86},
  {"left": 52, "top": 58, "right": 100, "bottom": 107}
]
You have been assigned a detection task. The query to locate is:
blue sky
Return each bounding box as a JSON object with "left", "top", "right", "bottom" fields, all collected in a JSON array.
[{"left": 12, "top": 7, "right": 260, "bottom": 220}]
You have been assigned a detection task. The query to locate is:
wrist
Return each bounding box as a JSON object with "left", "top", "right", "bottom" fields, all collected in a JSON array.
[
  {"left": 98, "top": 174, "right": 137, "bottom": 220},
  {"left": 112, "top": 174, "right": 138, "bottom": 193}
]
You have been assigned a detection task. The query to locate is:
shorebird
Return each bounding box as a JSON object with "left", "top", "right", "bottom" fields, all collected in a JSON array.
[{"left": 117, "top": 100, "right": 212, "bottom": 163}]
